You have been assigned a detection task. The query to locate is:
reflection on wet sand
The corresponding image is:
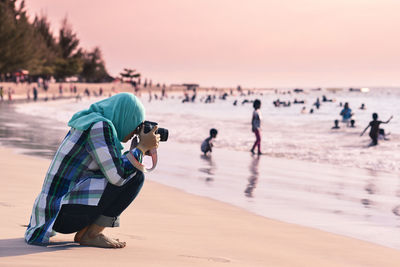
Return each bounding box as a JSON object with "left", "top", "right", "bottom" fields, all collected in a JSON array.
[
  {"left": 363, "top": 170, "right": 377, "bottom": 215},
  {"left": 362, "top": 180, "right": 376, "bottom": 218},
  {"left": 245, "top": 155, "right": 260, "bottom": 198},
  {"left": 394, "top": 178, "right": 400, "bottom": 223},
  {"left": 0, "top": 105, "right": 66, "bottom": 158},
  {"left": 392, "top": 205, "right": 400, "bottom": 216},
  {"left": 199, "top": 154, "right": 216, "bottom": 182}
]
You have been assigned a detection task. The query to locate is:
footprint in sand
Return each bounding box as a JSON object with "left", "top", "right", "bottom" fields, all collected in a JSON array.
[
  {"left": 0, "top": 202, "right": 14, "bottom": 207},
  {"left": 178, "top": 254, "right": 230, "bottom": 263},
  {"left": 117, "top": 233, "right": 146, "bottom": 240}
]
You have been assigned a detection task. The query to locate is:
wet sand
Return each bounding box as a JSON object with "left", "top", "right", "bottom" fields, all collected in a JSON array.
[
  {"left": 0, "top": 104, "right": 67, "bottom": 158},
  {"left": 152, "top": 142, "right": 400, "bottom": 250},
  {"left": 1, "top": 147, "right": 400, "bottom": 266}
]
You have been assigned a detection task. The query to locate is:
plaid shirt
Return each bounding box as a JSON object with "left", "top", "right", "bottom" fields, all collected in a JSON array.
[{"left": 25, "top": 121, "right": 141, "bottom": 245}]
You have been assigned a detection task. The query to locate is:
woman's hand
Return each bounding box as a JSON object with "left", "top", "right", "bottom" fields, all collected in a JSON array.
[{"left": 136, "top": 126, "right": 160, "bottom": 153}]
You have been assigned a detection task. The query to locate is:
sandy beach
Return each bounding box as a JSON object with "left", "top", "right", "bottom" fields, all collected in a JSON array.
[{"left": 1, "top": 147, "right": 400, "bottom": 267}]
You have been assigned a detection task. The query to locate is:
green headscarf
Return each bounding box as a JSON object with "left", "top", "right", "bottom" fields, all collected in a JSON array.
[{"left": 68, "top": 92, "right": 145, "bottom": 152}]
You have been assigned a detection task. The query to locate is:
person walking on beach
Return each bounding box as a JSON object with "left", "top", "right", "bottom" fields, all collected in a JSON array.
[
  {"left": 251, "top": 99, "right": 263, "bottom": 155},
  {"left": 25, "top": 93, "right": 160, "bottom": 248},
  {"left": 360, "top": 113, "right": 393, "bottom": 146},
  {"left": 7, "top": 87, "right": 13, "bottom": 102},
  {"left": 340, "top": 102, "right": 353, "bottom": 126},
  {"left": 201, "top": 128, "right": 218, "bottom": 155},
  {"left": 33, "top": 86, "right": 38, "bottom": 101},
  {"left": 33, "top": 87, "right": 38, "bottom": 101}
]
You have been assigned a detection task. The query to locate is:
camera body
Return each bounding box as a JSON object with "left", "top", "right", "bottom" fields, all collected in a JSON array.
[{"left": 143, "top": 121, "right": 169, "bottom": 142}]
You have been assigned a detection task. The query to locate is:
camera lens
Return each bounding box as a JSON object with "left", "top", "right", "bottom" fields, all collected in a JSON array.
[
  {"left": 156, "top": 128, "right": 168, "bottom": 142},
  {"left": 142, "top": 121, "right": 168, "bottom": 142}
]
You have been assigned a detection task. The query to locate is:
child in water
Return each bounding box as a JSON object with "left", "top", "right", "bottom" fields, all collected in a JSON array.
[
  {"left": 201, "top": 128, "right": 218, "bottom": 155},
  {"left": 331, "top": 119, "right": 340, "bottom": 129},
  {"left": 251, "top": 99, "right": 263, "bottom": 155},
  {"left": 360, "top": 113, "right": 393, "bottom": 146}
]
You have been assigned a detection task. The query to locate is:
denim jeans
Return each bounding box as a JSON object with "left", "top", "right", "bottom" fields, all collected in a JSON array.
[{"left": 53, "top": 172, "right": 144, "bottom": 234}]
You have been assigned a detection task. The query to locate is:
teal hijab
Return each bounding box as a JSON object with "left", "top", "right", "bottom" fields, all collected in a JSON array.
[{"left": 68, "top": 92, "right": 145, "bottom": 152}]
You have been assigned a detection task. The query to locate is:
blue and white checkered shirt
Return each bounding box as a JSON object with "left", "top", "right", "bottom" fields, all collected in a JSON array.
[{"left": 25, "top": 121, "right": 142, "bottom": 245}]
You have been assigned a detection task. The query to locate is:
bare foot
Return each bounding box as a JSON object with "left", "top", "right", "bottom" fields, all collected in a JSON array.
[
  {"left": 79, "top": 233, "right": 126, "bottom": 248},
  {"left": 74, "top": 226, "right": 89, "bottom": 243}
]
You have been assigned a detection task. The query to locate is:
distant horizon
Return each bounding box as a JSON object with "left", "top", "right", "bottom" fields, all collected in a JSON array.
[
  {"left": 2, "top": 80, "right": 398, "bottom": 90},
  {"left": 25, "top": 0, "right": 400, "bottom": 88}
]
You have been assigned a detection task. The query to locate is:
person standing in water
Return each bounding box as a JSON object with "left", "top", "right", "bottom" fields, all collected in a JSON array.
[
  {"left": 361, "top": 113, "right": 393, "bottom": 146},
  {"left": 251, "top": 99, "right": 263, "bottom": 155},
  {"left": 340, "top": 102, "right": 353, "bottom": 126}
]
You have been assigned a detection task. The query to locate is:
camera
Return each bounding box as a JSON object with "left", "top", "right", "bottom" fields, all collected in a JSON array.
[{"left": 143, "top": 121, "right": 169, "bottom": 142}]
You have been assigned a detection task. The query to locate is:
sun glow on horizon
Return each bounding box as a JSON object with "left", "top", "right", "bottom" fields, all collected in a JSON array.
[{"left": 25, "top": 0, "right": 400, "bottom": 87}]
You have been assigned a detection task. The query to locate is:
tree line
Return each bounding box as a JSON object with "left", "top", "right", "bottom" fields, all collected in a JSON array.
[{"left": 0, "top": 0, "right": 112, "bottom": 82}]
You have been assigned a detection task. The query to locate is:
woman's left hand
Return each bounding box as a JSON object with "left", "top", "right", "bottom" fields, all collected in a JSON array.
[{"left": 137, "top": 126, "right": 160, "bottom": 153}]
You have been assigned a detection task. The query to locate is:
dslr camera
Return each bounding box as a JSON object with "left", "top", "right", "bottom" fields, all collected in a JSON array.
[{"left": 143, "top": 121, "right": 169, "bottom": 142}]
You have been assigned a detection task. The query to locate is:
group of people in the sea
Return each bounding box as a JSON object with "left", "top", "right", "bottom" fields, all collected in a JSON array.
[
  {"left": 334, "top": 101, "right": 393, "bottom": 146},
  {"left": 198, "top": 89, "right": 395, "bottom": 155},
  {"left": 270, "top": 90, "right": 394, "bottom": 147}
]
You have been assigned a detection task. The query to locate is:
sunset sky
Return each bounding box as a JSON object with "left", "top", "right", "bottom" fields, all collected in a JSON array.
[{"left": 26, "top": 0, "right": 400, "bottom": 87}]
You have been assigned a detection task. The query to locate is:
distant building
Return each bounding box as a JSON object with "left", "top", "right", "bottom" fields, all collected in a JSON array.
[{"left": 170, "top": 83, "right": 199, "bottom": 91}]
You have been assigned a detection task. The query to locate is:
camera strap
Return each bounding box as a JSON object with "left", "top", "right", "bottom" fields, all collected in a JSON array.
[
  {"left": 145, "top": 148, "right": 158, "bottom": 172},
  {"left": 127, "top": 148, "right": 158, "bottom": 173}
]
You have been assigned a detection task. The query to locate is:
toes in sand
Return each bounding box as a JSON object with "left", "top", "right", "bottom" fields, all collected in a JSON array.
[{"left": 79, "top": 233, "right": 126, "bottom": 248}]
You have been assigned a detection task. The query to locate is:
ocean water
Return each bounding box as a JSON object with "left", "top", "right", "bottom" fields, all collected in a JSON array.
[
  {"left": 14, "top": 87, "right": 400, "bottom": 173},
  {"left": 2, "top": 87, "right": 400, "bottom": 249}
]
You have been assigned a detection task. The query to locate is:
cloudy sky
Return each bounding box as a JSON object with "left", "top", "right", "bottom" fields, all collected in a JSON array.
[{"left": 26, "top": 0, "right": 400, "bottom": 87}]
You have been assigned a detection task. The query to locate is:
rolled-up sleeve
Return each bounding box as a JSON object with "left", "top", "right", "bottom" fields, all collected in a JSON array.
[{"left": 87, "top": 121, "right": 138, "bottom": 186}]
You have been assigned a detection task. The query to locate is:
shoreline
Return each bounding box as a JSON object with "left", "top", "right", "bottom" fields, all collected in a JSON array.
[
  {"left": 0, "top": 81, "right": 271, "bottom": 103},
  {"left": 1, "top": 146, "right": 400, "bottom": 266}
]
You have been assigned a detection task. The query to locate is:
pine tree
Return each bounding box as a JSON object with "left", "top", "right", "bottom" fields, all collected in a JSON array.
[
  {"left": 0, "top": 0, "right": 40, "bottom": 74},
  {"left": 81, "top": 47, "right": 111, "bottom": 82},
  {"left": 54, "top": 17, "right": 83, "bottom": 80}
]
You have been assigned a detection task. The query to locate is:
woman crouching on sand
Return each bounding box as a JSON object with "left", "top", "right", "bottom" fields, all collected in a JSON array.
[{"left": 25, "top": 93, "right": 159, "bottom": 248}]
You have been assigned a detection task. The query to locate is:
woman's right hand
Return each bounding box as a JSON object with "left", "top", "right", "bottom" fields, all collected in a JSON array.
[{"left": 136, "top": 126, "right": 160, "bottom": 153}]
